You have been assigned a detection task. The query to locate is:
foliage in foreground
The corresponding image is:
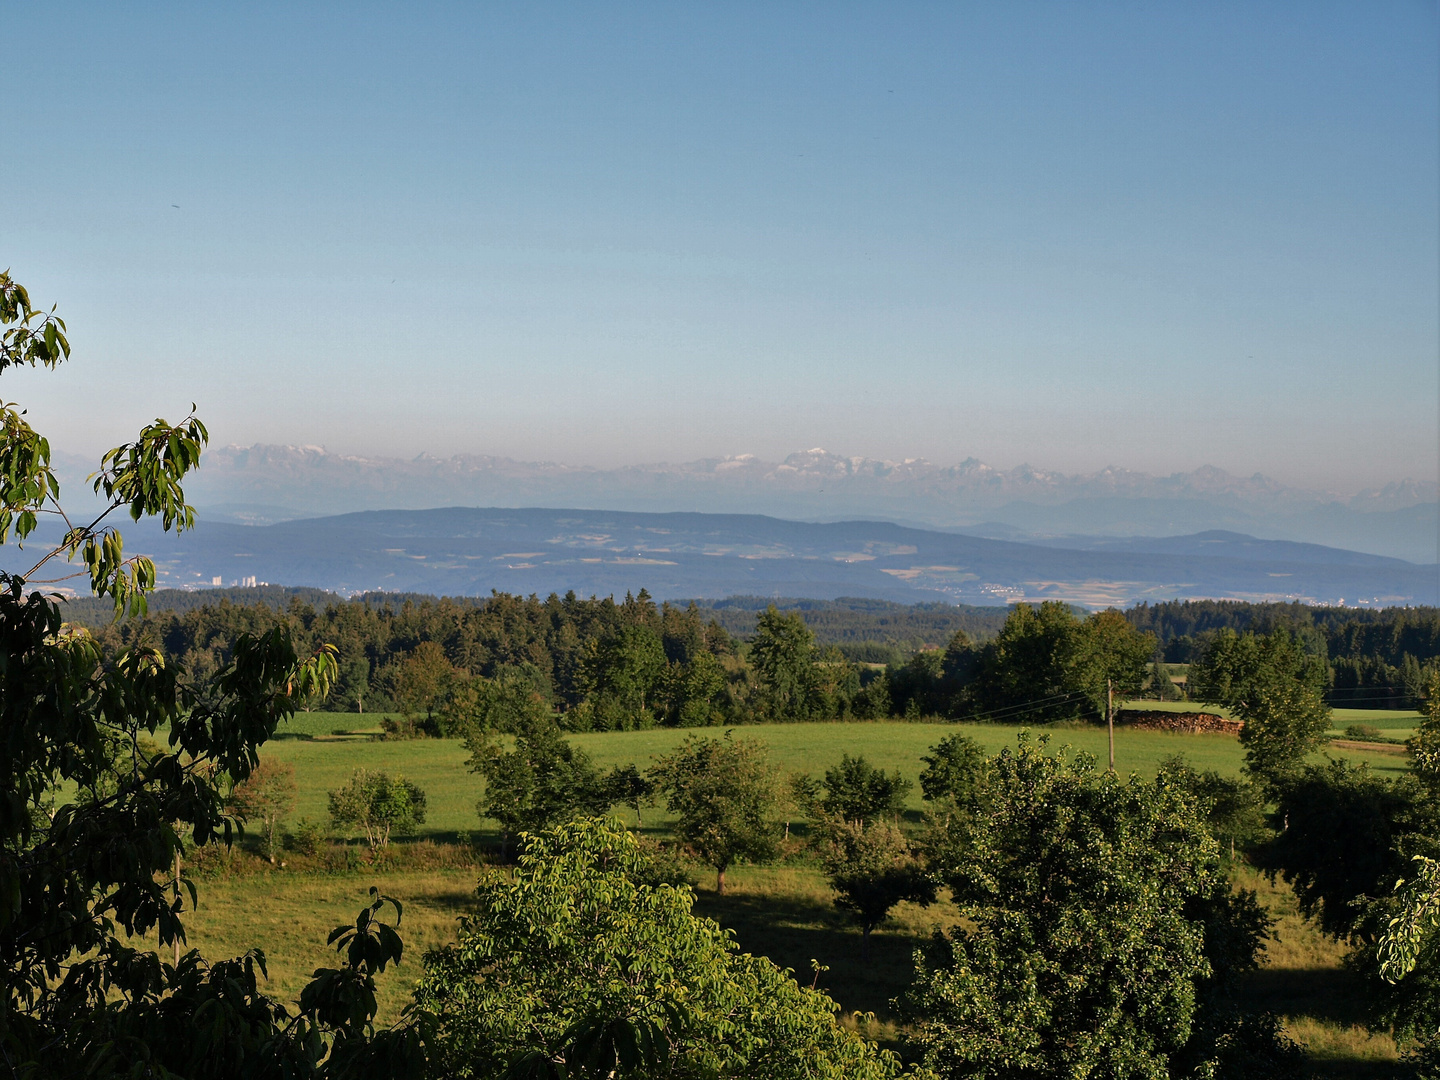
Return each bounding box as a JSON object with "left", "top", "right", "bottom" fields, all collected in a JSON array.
[
  {"left": 0, "top": 269, "right": 424, "bottom": 1078},
  {"left": 903, "top": 734, "right": 1298, "bottom": 1080},
  {"left": 412, "top": 817, "right": 908, "bottom": 1080}
]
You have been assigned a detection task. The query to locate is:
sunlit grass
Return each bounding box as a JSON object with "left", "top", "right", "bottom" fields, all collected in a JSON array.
[
  {"left": 175, "top": 867, "right": 475, "bottom": 1023},
  {"left": 258, "top": 714, "right": 1410, "bottom": 843},
  {"left": 1233, "top": 866, "right": 1405, "bottom": 1077}
]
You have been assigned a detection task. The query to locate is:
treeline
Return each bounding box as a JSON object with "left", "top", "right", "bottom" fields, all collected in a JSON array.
[
  {"left": 63, "top": 587, "right": 1015, "bottom": 660},
  {"left": 70, "top": 593, "right": 1440, "bottom": 711},
  {"left": 73, "top": 589, "right": 1440, "bottom": 725},
  {"left": 686, "top": 595, "right": 1012, "bottom": 657},
  {"left": 80, "top": 590, "right": 1162, "bottom": 729},
  {"left": 89, "top": 589, "right": 770, "bottom": 728},
  {"left": 1126, "top": 599, "right": 1440, "bottom": 706}
]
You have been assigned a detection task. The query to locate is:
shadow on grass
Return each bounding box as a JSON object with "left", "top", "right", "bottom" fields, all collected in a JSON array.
[
  {"left": 1235, "top": 966, "right": 1412, "bottom": 1080},
  {"left": 1303, "top": 1060, "right": 1414, "bottom": 1080},
  {"left": 691, "top": 888, "right": 927, "bottom": 1022},
  {"left": 1235, "top": 967, "right": 1373, "bottom": 1029}
]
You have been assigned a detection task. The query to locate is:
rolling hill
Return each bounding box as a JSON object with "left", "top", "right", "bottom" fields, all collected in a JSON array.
[{"left": 12, "top": 506, "right": 1434, "bottom": 608}]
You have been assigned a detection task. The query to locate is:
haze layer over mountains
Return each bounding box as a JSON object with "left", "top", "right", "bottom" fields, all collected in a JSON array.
[
  {"left": 24, "top": 444, "right": 1437, "bottom": 609},
  {"left": 154, "top": 444, "right": 1438, "bottom": 564}
]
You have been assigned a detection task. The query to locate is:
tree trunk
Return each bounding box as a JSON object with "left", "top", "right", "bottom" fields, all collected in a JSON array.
[
  {"left": 716, "top": 867, "right": 726, "bottom": 895},
  {"left": 173, "top": 846, "right": 182, "bottom": 967},
  {"left": 861, "top": 925, "right": 872, "bottom": 963}
]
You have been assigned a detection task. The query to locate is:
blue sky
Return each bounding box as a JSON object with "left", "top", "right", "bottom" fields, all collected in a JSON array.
[{"left": 3, "top": 2, "right": 1436, "bottom": 489}]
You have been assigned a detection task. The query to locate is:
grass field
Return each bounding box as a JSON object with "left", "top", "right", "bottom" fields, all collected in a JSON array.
[
  {"left": 1233, "top": 868, "right": 1405, "bottom": 1077},
  {"left": 179, "top": 849, "right": 1410, "bottom": 1075},
  {"left": 263, "top": 711, "right": 1414, "bottom": 842},
  {"left": 175, "top": 708, "right": 1418, "bottom": 1075}
]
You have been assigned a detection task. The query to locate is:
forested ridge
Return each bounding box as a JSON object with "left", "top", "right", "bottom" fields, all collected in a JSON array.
[
  {"left": 64, "top": 588, "right": 1440, "bottom": 720},
  {"left": 1129, "top": 599, "right": 1440, "bottom": 705}
]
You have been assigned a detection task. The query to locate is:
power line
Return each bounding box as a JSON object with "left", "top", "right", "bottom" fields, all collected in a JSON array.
[{"left": 954, "top": 690, "right": 1096, "bottom": 726}]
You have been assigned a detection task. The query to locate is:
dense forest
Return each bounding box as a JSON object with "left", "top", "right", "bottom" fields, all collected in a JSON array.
[
  {"left": 1126, "top": 599, "right": 1440, "bottom": 706},
  {"left": 64, "top": 588, "right": 1440, "bottom": 720},
  {"left": 71, "top": 588, "right": 1157, "bottom": 727}
]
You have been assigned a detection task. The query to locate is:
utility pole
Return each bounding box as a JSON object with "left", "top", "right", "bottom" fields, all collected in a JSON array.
[{"left": 1106, "top": 677, "right": 1115, "bottom": 772}]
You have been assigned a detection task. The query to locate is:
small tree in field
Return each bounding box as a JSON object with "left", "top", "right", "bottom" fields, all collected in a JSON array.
[
  {"left": 228, "top": 758, "right": 297, "bottom": 862},
  {"left": 328, "top": 768, "right": 427, "bottom": 849},
  {"left": 820, "top": 753, "right": 912, "bottom": 825},
  {"left": 652, "top": 732, "right": 778, "bottom": 894},
  {"left": 395, "top": 640, "right": 455, "bottom": 732},
  {"left": 603, "top": 762, "right": 656, "bottom": 827},
  {"left": 905, "top": 734, "right": 1288, "bottom": 1080},
  {"left": 469, "top": 714, "right": 611, "bottom": 857},
  {"left": 822, "top": 819, "right": 935, "bottom": 959}
]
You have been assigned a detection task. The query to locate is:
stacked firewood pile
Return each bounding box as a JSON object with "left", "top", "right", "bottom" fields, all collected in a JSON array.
[{"left": 1116, "top": 710, "right": 1243, "bottom": 735}]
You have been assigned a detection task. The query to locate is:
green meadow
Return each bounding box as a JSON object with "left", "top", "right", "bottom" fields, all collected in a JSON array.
[
  {"left": 264, "top": 710, "right": 1415, "bottom": 841},
  {"left": 172, "top": 708, "right": 1419, "bottom": 1075}
]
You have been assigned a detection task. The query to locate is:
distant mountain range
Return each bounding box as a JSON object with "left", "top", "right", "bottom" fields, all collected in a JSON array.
[
  {"left": 82, "top": 444, "right": 1434, "bottom": 563},
  {"left": 11, "top": 507, "right": 1434, "bottom": 609}
]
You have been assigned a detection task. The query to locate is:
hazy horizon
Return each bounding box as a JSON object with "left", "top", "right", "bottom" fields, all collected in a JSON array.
[
  {"left": 143, "top": 440, "right": 1440, "bottom": 499},
  {"left": 4, "top": 4, "right": 1437, "bottom": 492}
]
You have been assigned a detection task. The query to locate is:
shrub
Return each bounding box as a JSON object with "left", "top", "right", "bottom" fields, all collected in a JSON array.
[
  {"left": 285, "top": 817, "right": 325, "bottom": 856},
  {"left": 327, "top": 769, "right": 428, "bottom": 849},
  {"left": 820, "top": 753, "right": 912, "bottom": 825},
  {"left": 413, "top": 818, "right": 904, "bottom": 1080}
]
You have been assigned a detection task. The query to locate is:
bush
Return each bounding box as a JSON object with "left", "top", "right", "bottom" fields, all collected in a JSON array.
[
  {"left": 327, "top": 769, "right": 428, "bottom": 849},
  {"left": 413, "top": 818, "right": 904, "bottom": 1080},
  {"left": 1344, "top": 723, "right": 1384, "bottom": 741},
  {"left": 284, "top": 817, "right": 325, "bottom": 856},
  {"left": 819, "top": 753, "right": 912, "bottom": 825}
]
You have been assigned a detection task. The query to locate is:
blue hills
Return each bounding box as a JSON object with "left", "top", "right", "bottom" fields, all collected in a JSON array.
[{"left": 15, "top": 506, "right": 1432, "bottom": 608}]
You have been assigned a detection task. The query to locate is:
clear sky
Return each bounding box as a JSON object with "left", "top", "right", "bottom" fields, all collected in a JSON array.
[{"left": 3, "top": 2, "right": 1436, "bottom": 490}]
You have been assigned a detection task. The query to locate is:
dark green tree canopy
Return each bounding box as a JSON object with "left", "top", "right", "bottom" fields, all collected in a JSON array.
[
  {"left": 819, "top": 753, "right": 912, "bottom": 825},
  {"left": 1192, "top": 627, "right": 1333, "bottom": 783},
  {"left": 821, "top": 819, "right": 935, "bottom": 956},
  {"left": 750, "top": 606, "right": 819, "bottom": 722},
  {"left": 468, "top": 713, "right": 611, "bottom": 850},
  {"left": 963, "top": 603, "right": 1155, "bottom": 724},
  {"left": 905, "top": 734, "right": 1279, "bottom": 1080},
  {"left": 412, "top": 817, "right": 905, "bottom": 1080},
  {"left": 918, "top": 733, "right": 990, "bottom": 808}
]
